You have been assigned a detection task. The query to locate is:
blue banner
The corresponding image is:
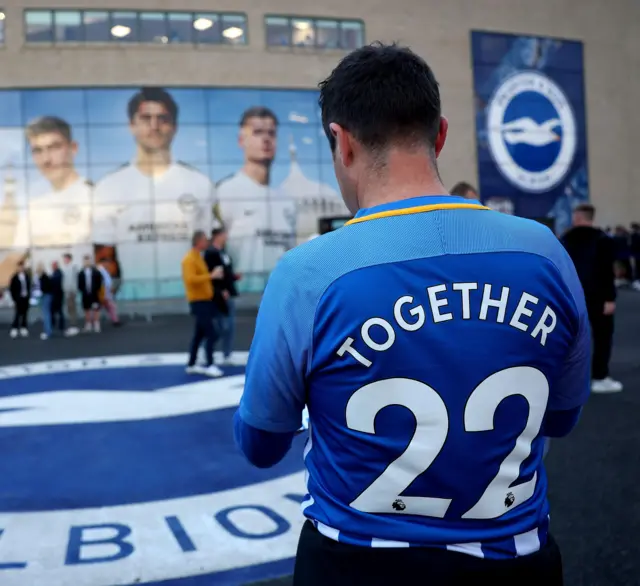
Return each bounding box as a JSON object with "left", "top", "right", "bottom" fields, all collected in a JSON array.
[{"left": 471, "top": 31, "right": 589, "bottom": 235}]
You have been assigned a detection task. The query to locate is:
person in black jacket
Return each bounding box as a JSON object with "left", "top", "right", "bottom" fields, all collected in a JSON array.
[
  {"left": 50, "top": 261, "right": 66, "bottom": 334},
  {"left": 77, "top": 255, "right": 103, "bottom": 333},
  {"left": 35, "top": 262, "right": 53, "bottom": 340},
  {"left": 561, "top": 203, "right": 622, "bottom": 393},
  {"left": 204, "top": 228, "right": 240, "bottom": 365},
  {"left": 8, "top": 260, "right": 31, "bottom": 338},
  {"left": 630, "top": 222, "right": 640, "bottom": 288}
]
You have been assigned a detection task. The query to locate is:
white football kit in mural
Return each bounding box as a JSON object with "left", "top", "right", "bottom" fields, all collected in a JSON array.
[
  {"left": 216, "top": 171, "right": 296, "bottom": 291},
  {"left": 12, "top": 177, "right": 94, "bottom": 267},
  {"left": 92, "top": 162, "right": 215, "bottom": 281}
]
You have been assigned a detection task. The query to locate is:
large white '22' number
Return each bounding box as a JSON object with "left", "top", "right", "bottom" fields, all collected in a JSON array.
[{"left": 345, "top": 367, "right": 549, "bottom": 519}]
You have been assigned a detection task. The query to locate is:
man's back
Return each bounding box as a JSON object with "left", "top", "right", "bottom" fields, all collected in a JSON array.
[{"left": 243, "top": 196, "right": 589, "bottom": 559}]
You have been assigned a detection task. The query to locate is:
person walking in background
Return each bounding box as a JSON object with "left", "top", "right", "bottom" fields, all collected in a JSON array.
[
  {"left": 97, "top": 259, "right": 121, "bottom": 326},
  {"left": 450, "top": 181, "right": 479, "bottom": 200},
  {"left": 562, "top": 203, "right": 622, "bottom": 393},
  {"left": 77, "top": 255, "right": 103, "bottom": 333},
  {"left": 50, "top": 261, "right": 66, "bottom": 336},
  {"left": 182, "top": 230, "right": 224, "bottom": 377},
  {"left": 9, "top": 260, "right": 31, "bottom": 338},
  {"left": 61, "top": 253, "right": 80, "bottom": 335},
  {"left": 35, "top": 262, "right": 53, "bottom": 341},
  {"left": 205, "top": 227, "right": 240, "bottom": 365}
]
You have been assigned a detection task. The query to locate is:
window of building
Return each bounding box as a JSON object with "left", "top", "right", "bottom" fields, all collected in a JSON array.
[
  {"left": 221, "top": 14, "right": 247, "bottom": 45},
  {"left": 193, "top": 13, "right": 220, "bottom": 44},
  {"left": 83, "top": 11, "right": 110, "bottom": 42},
  {"left": 316, "top": 20, "right": 339, "bottom": 49},
  {"left": 340, "top": 20, "right": 364, "bottom": 50},
  {"left": 292, "top": 19, "right": 314, "bottom": 47},
  {"left": 167, "top": 12, "right": 192, "bottom": 43},
  {"left": 24, "top": 10, "right": 248, "bottom": 46},
  {"left": 0, "top": 10, "right": 5, "bottom": 44},
  {"left": 266, "top": 16, "right": 364, "bottom": 50},
  {"left": 110, "top": 11, "right": 137, "bottom": 42},
  {"left": 54, "top": 10, "right": 83, "bottom": 42},
  {"left": 25, "top": 10, "right": 54, "bottom": 43},
  {"left": 139, "top": 12, "right": 167, "bottom": 43},
  {"left": 265, "top": 16, "right": 290, "bottom": 47}
]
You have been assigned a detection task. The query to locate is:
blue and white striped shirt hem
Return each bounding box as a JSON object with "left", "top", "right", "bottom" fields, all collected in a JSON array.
[{"left": 302, "top": 509, "right": 550, "bottom": 561}]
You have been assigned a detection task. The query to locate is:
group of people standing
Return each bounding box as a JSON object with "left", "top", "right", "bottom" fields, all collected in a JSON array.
[
  {"left": 8, "top": 253, "right": 120, "bottom": 340},
  {"left": 182, "top": 227, "right": 239, "bottom": 377}
]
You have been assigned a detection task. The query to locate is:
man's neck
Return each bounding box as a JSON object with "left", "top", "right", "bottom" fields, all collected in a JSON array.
[
  {"left": 242, "top": 161, "right": 271, "bottom": 186},
  {"left": 356, "top": 151, "right": 448, "bottom": 211},
  {"left": 51, "top": 170, "right": 80, "bottom": 192},
  {"left": 136, "top": 148, "right": 172, "bottom": 177}
]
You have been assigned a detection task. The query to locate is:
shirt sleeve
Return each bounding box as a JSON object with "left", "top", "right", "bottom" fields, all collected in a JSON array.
[
  {"left": 237, "top": 255, "right": 310, "bottom": 433},
  {"left": 548, "top": 242, "right": 592, "bottom": 412}
]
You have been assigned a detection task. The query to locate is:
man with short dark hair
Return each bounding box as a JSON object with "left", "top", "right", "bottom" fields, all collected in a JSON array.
[
  {"left": 216, "top": 105, "right": 296, "bottom": 291},
  {"left": 235, "top": 43, "right": 590, "bottom": 586},
  {"left": 182, "top": 230, "right": 224, "bottom": 377},
  {"left": 450, "top": 181, "right": 479, "bottom": 200},
  {"left": 93, "top": 87, "right": 215, "bottom": 293},
  {"left": 77, "top": 254, "right": 103, "bottom": 333},
  {"left": 562, "top": 204, "right": 622, "bottom": 393},
  {"left": 8, "top": 260, "right": 31, "bottom": 338},
  {"left": 204, "top": 227, "right": 240, "bottom": 365}
]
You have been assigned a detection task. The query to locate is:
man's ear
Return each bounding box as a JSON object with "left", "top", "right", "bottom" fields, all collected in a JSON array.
[
  {"left": 434, "top": 117, "right": 448, "bottom": 158},
  {"left": 330, "top": 122, "right": 355, "bottom": 167}
]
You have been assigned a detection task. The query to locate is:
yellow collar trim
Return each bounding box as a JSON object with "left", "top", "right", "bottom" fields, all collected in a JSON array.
[{"left": 345, "top": 202, "right": 490, "bottom": 226}]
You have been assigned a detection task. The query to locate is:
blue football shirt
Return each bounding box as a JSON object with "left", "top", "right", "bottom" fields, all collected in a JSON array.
[{"left": 239, "top": 195, "right": 591, "bottom": 560}]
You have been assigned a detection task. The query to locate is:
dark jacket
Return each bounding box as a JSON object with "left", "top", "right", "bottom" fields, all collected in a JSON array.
[
  {"left": 39, "top": 273, "right": 53, "bottom": 295},
  {"left": 51, "top": 268, "right": 64, "bottom": 309},
  {"left": 204, "top": 246, "right": 228, "bottom": 314},
  {"left": 561, "top": 226, "right": 616, "bottom": 306},
  {"left": 77, "top": 267, "right": 103, "bottom": 297},
  {"left": 9, "top": 271, "right": 31, "bottom": 303}
]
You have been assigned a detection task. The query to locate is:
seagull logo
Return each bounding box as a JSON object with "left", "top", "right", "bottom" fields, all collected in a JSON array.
[
  {"left": 0, "top": 375, "right": 245, "bottom": 426},
  {"left": 486, "top": 71, "right": 577, "bottom": 193},
  {"left": 500, "top": 117, "right": 562, "bottom": 147}
]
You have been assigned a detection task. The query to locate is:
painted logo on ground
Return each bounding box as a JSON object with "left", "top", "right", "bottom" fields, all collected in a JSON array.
[{"left": 0, "top": 353, "right": 307, "bottom": 586}]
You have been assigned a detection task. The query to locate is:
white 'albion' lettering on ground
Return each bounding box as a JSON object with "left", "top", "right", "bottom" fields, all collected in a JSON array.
[
  {"left": 0, "top": 473, "right": 306, "bottom": 586},
  {"left": 337, "top": 284, "right": 557, "bottom": 367}
]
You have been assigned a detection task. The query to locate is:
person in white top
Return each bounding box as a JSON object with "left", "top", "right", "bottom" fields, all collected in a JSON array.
[
  {"left": 215, "top": 107, "right": 296, "bottom": 292},
  {"left": 12, "top": 117, "right": 94, "bottom": 271},
  {"left": 92, "top": 87, "right": 215, "bottom": 296}
]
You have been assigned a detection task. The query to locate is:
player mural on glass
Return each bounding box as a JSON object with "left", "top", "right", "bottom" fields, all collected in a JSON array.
[
  {"left": 93, "top": 87, "right": 214, "bottom": 296},
  {"left": 215, "top": 107, "right": 296, "bottom": 293},
  {"left": 0, "top": 117, "right": 93, "bottom": 286}
]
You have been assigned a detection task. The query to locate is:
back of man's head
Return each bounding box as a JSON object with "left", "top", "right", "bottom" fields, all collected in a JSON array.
[
  {"left": 318, "top": 43, "right": 445, "bottom": 213},
  {"left": 572, "top": 203, "right": 595, "bottom": 226}
]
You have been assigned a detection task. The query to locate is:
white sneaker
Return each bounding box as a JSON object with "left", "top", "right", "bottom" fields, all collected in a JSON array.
[
  {"left": 185, "top": 365, "right": 204, "bottom": 375},
  {"left": 202, "top": 365, "right": 224, "bottom": 378},
  {"left": 93, "top": 322, "right": 101, "bottom": 333},
  {"left": 9, "top": 328, "right": 17, "bottom": 339},
  {"left": 40, "top": 333, "right": 49, "bottom": 341},
  {"left": 223, "top": 353, "right": 243, "bottom": 366},
  {"left": 632, "top": 280, "right": 640, "bottom": 292},
  {"left": 591, "top": 377, "right": 623, "bottom": 393},
  {"left": 19, "top": 328, "right": 28, "bottom": 337},
  {"left": 65, "top": 327, "right": 79, "bottom": 337},
  {"left": 84, "top": 323, "right": 93, "bottom": 333}
]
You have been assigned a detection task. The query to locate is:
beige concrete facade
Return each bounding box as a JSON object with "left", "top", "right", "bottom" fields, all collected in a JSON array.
[{"left": 0, "top": 0, "right": 638, "bottom": 227}]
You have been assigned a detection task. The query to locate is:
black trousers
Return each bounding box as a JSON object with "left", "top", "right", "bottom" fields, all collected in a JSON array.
[
  {"left": 188, "top": 300, "right": 218, "bottom": 367},
  {"left": 587, "top": 302, "right": 613, "bottom": 380},
  {"left": 293, "top": 521, "right": 563, "bottom": 586},
  {"left": 11, "top": 297, "right": 29, "bottom": 329}
]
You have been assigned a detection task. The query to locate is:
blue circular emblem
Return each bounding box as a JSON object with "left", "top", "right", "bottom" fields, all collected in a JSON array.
[{"left": 487, "top": 71, "right": 577, "bottom": 193}]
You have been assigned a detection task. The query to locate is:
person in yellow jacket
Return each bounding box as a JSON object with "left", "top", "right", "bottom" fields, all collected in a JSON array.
[{"left": 182, "top": 230, "right": 224, "bottom": 377}]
